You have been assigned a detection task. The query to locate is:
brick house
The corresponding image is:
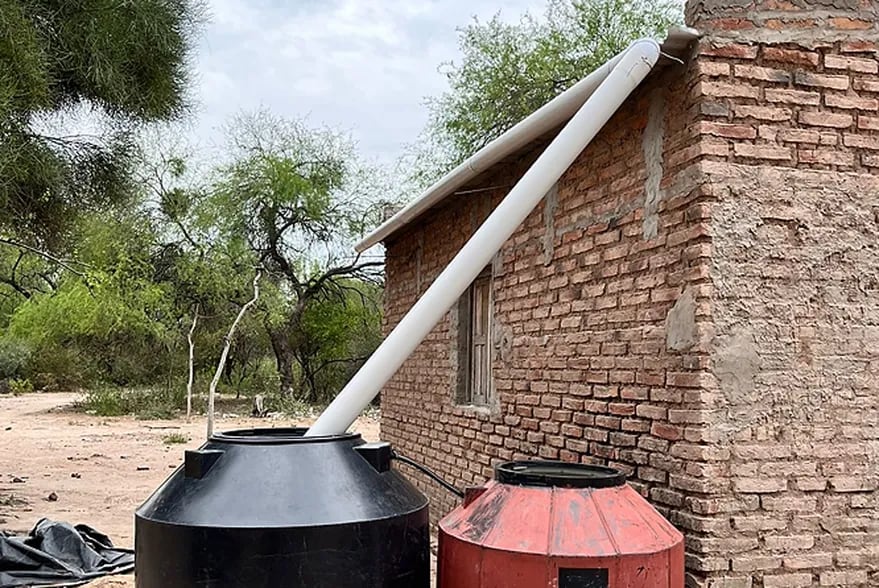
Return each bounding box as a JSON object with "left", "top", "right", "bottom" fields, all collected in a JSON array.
[{"left": 360, "top": 1, "right": 879, "bottom": 586}]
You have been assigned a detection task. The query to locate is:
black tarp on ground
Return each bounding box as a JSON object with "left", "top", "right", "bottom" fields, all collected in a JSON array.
[{"left": 0, "top": 519, "right": 134, "bottom": 587}]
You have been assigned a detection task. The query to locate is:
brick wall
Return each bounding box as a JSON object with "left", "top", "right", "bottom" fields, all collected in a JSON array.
[
  {"left": 687, "top": 31, "right": 879, "bottom": 588},
  {"left": 380, "top": 3, "right": 878, "bottom": 587},
  {"left": 382, "top": 59, "right": 719, "bottom": 560}
]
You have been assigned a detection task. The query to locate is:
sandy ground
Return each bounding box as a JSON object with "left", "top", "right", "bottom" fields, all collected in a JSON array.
[{"left": 0, "top": 392, "right": 381, "bottom": 587}]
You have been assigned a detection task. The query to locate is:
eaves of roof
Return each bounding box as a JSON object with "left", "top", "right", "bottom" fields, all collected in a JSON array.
[{"left": 355, "top": 26, "right": 700, "bottom": 253}]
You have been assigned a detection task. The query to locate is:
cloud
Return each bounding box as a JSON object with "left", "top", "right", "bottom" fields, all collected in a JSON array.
[{"left": 191, "top": 0, "right": 545, "bottom": 163}]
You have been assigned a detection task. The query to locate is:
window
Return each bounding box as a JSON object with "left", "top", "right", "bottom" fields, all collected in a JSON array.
[{"left": 456, "top": 266, "right": 493, "bottom": 406}]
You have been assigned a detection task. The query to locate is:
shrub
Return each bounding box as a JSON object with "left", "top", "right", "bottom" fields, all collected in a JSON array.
[
  {"left": 233, "top": 357, "right": 280, "bottom": 397},
  {"left": 8, "top": 378, "right": 33, "bottom": 395},
  {"left": 78, "top": 385, "right": 185, "bottom": 419},
  {"left": 0, "top": 339, "right": 31, "bottom": 379},
  {"left": 163, "top": 433, "right": 188, "bottom": 445}
]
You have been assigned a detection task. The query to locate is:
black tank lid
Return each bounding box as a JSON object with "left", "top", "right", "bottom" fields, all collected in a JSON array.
[
  {"left": 210, "top": 426, "right": 358, "bottom": 444},
  {"left": 495, "top": 460, "right": 626, "bottom": 488}
]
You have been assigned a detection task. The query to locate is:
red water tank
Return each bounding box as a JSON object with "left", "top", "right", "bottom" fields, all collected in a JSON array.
[{"left": 438, "top": 461, "right": 684, "bottom": 588}]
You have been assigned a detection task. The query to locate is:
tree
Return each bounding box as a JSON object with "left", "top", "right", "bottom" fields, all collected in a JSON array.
[
  {"left": 140, "top": 146, "right": 273, "bottom": 401},
  {"left": 207, "top": 270, "right": 261, "bottom": 437},
  {"left": 208, "top": 112, "right": 385, "bottom": 399},
  {"left": 294, "top": 280, "right": 382, "bottom": 403},
  {"left": 423, "top": 0, "right": 682, "bottom": 169},
  {"left": 0, "top": 0, "right": 203, "bottom": 253},
  {"left": 3, "top": 210, "right": 176, "bottom": 387}
]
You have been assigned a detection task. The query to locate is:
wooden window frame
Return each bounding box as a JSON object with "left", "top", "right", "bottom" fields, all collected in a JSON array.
[{"left": 456, "top": 265, "right": 493, "bottom": 406}]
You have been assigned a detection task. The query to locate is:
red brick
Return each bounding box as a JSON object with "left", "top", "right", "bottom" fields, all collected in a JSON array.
[
  {"left": 733, "top": 143, "right": 794, "bottom": 161},
  {"left": 793, "top": 71, "right": 850, "bottom": 90},
  {"left": 818, "top": 132, "right": 838, "bottom": 146},
  {"left": 825, "top": 94, "right": 879, "bottom": 111},
  {"left": 829, "top": 476, "right": 878, "bottom": 492},
  {"left": 698, "top": 61, "right": 731, "bottom": 77},
  {"left": 699, "top": 121, "right": 757, "bottom": 139},
  {"left": 701, "top": 43, "right": 758, "bottom": 59},
  {"left": 854, "top": 78, "right": 879, "bottom": 93},
  {"left": 829, "top": 17, "right": 873, "bottom": 30},
  {"left": 820, "top": 571, "right": 869, "bottom": 585},
  {"left": 841, "top": 40, "right": 877, "bottom": 53},
  {"left": 863, "top": 154, "right": 879, "bottom": 167},
  {"left": 783, "top": 553, "right": 833, "bottom": 569},
  {"left": 859, "top": 115, "right": 879, "bottom": 130},
  {"left": 700, "top": 81, "right": 761, "bottom": 99},
  {"left": 734, "top": 104, "right": 792, "bottom": 121},
  {"left": 763, "top": 573, "right": 813, "bottom": 587},
  {"left": 765, "top": 17, "right": 816, "bottom": 30},
  {"left": 798, "top": 111, "right": 854, "bottom": 128},
  {"left": 734, "top": 64, "right": 791, "bottom": 83},
  {"left": 798, "top": 150, "right": 855, "bottom": 166},
  {"left": 635, "top": 404, "right": 667, "bottom": 420},
  {"left": 825, "top": 54, "right": 879, "bottom": 74},
  {"left": 651, "top": 423, "right": 683, "bottom": 441},
  {"left": 710, "top": 18, "right": 757, "bottom": 31},
  {"left": 763, "top": 46, "right": 819, "bottom": 67},
  {"left": 734, "top": 478, "right": 787, "bottom": 493},
  {"left": 766, "top": 88, "right": 820, "bottom": 106},
  {"left": 380, "top": 40, "right": 879, "bottom": 588},
  {"left": 778, "top": 129, "right": 820, "bottom": 144},
  {"left": 758, "top": 124, "right": 778, "bottom": 141},
  {"left": 843, "top": 134, "right": 879, "bottom": 150}
]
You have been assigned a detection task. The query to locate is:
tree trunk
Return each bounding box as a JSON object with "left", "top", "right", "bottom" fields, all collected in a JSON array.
[
  {"left": 186, "top": 305, "right": 199, "bottom": 421},
  {"left": 267, "top": 326, "right": 296, "bottom": 397},
  {"left": 207, "top": 271, "right": 261, "bottom": 439},
  {"left": 299, "top": 353, "right": 319, "bottom": 404}
]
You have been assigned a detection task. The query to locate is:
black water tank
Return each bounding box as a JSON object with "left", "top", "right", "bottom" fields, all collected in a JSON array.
[{"left": 135, "top": 428, "right": 429, "bottom": 587}]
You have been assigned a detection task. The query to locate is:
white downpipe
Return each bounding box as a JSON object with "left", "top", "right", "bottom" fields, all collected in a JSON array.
[{"left": 308, "top": 39, "right": 661, "bottom": 437}]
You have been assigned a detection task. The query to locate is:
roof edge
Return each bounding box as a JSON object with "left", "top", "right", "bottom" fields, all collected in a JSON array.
[{"left": 356, "top": 26, "right": 700, "bottom": 252}]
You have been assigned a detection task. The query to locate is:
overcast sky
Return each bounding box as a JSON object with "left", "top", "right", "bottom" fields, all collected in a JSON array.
[{"left": 191, "top": 0, "right": 545, "bottom": 165}]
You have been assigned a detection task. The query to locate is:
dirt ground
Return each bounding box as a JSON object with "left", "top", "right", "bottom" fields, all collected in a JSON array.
[{"left": 0, "top": 392, "right": 381, "bottom": 587}]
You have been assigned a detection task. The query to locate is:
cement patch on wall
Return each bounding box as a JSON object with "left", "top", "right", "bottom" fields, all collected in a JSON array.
[
  {"left": 706, "top": 162, "right": 879, "bottom": 432},
  {"left": 666, "top": 287, "right": 697, "bottom": 352},
  {"left": 642, "top": 88, "right": 666, "bottom": 240}
]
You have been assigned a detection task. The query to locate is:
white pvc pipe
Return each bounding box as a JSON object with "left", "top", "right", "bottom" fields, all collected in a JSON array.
[{"left": 308, "top": 39, "right": 661, "bottom": 436}]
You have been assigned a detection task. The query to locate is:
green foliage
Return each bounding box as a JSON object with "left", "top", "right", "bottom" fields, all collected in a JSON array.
[
  {"left": 0, "top": 129, "right": 136, "bottom": 247},
  {"left": 0, "top": 0, "right": 204, "bottom": 246},
  {"left": 0, "top": 0, "right": 202, "bottom": 121},
  {"left": 295, "top": 281, "right": 382, "bottom": 403},
  {"left": 78, "top": 385, "right": 183, "bottom": 419},
  {"left": 0, "top": 338, "right": 30, "bottom": 379},
  {"left": 163, "top": 432, "right": 188, "bottom": 444},
  {"left": 424, "top": 0, "right": 682, "bottom": 167},
  {"left": 8, "top": 377, "right": 32, "bottom": 395},
  {"left": 0, "top": 0, "right": 49, "bottom": 117},
  {"left": 5, "top": 259, "right": 174, "bottom": 386},
  {"left": 203, "top": 112, "right": 385, "bottom": 400},
  {"left": 260, "top": 386, "right": 320, "bottom": 419},
  {"left": 209, "top": 111, "right": 371, "bottom": 266},
  {"left": 0, "top": 243, "right": 57, "bottom": 304}
]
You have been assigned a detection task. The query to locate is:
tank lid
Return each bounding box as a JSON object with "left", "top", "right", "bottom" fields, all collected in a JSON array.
[
  {"left": 495, "top": 460, "right": 625, "bottom": 488},
  {"left": 211, "top": 427, "right": 360, "bottom": 445}
]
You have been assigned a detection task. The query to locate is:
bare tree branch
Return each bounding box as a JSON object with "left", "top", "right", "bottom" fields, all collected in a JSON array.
[
  {"left": 0, "top": 238, "right": 92, "bottom": 277},
  {"left": 314, "top": 355, "right": 372, "bottom": 376},
  {"left": 186, "top": 303, "right": 199, "bottom": 421},
  {"left": 207, "top": 270, "right": 262, "bottom": 438},
  {"left": 0, "top": 251, "right": 33, "bottom": 298},
  {"left": 0, "top": 275, "right": 30, "bottom": 299}
]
